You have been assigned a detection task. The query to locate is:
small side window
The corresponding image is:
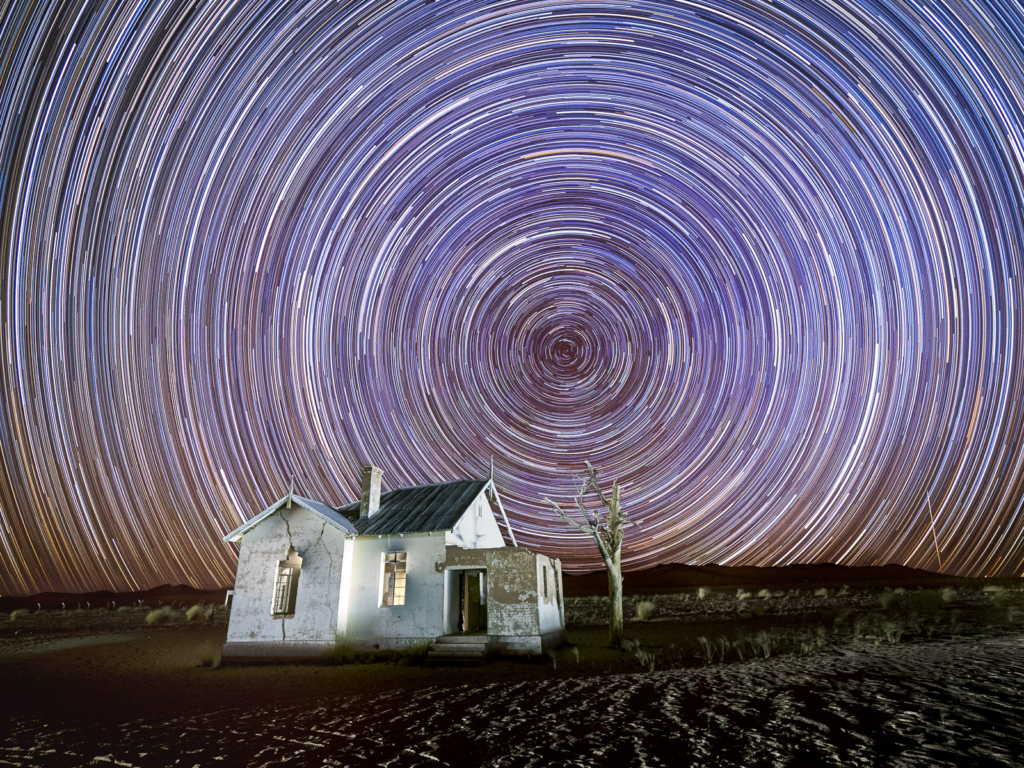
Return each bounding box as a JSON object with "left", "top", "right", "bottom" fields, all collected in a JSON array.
[
  {"left": 272, "top": 549, "right": 302, "bottom": 616},
  {"left": 542, "top": 565, "right": 549, "bottom": 598},
  {"left": 382, "top": 551, "right": 407, "bottom": 606}
]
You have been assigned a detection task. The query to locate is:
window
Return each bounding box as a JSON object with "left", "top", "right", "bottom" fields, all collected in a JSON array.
[
  {"left": 272, "top": 549, "right": 302, "bottom": 616},
  {"left": 382, "top": 551, "right": 407, "bottom": 606},
  {"left": 542, "top": 565, "right": 549, "bottom": 598}
]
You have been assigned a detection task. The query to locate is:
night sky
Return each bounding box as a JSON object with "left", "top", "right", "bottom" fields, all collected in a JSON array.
[{"left": 2, "top": 0, "right": 1023, "bottom": 596}]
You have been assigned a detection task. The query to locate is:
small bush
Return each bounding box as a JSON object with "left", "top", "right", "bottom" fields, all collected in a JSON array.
[
  {"left": 635, "top": 600, "right": 657, "bottom": 621},
  {"left": 756, "top": 589, "right": 772, "bottom": 598},
  {"left": 145, "top": 606, "right": 173, "bottom": 625},
  {"left": 749, "top": 599, "right": 766, "bottom": 618},
  {"left": 736, "top": 589, "right": 752, "bottom": 601},
  {"left": 9, "top": 608, "right": 29, "bottom": 621},
  {"left": 941, "top": 587, "right": 957, "bottom": 603},
  {"left": 697, "top": 586, "right": 711, "bottom": 600},
  {"left": 814, "top": 587, "right": 829, "bottom": 597},
  {"left": 186, "top": 603, "right": 214, "bottom": 621}
]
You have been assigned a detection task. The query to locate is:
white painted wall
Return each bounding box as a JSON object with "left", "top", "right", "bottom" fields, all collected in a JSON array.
[
  {"left": 226, "top": 506, "right": 347, "bottom": 649},
  {"left": 343, "top": 532, "right": 448, "bottom": 648},
  {"left": 445, "top": 491, "right": 506, "bottom": 548},
  {"left": 536, "top": 554, "right": 564, "bottom": 636}
]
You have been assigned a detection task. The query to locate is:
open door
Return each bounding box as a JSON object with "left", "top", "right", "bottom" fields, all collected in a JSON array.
[{"left": 457, "top": 570, "right": 487, "bottom": 633}]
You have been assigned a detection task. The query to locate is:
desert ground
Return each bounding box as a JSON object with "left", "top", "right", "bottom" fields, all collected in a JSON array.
[{"left": 1, "top": 566, "right": 1022, "bottom": 767}]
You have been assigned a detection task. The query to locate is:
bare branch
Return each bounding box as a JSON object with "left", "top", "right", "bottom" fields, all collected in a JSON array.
[
  {"left": 584, "top": 460, "right": 613, "bottom": 508},
  {"left": 544, "top": 498, "right": 593, "bottom": 535}
]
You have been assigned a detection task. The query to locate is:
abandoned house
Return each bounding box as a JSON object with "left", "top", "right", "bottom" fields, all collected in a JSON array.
[{"left": 221, "top": 465, "right": 566, "bottom": 661}]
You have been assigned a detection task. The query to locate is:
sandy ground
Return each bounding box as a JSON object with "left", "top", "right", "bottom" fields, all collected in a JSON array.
[{"left": 1, "top": 581, "right": 1022, "bottom": 767}]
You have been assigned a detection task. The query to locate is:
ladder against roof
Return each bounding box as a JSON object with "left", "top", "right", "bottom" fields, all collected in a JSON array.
[{"left": 426, "top": 633, "right": 489, "bottom": 664}]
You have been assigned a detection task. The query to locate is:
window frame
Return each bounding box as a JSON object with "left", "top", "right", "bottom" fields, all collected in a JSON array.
[
  {"left": 271, "top": 550, "right": 302, "bottom": 617},
  {"left": 381, "top": 551, "right": 407, "bottom": 606}
]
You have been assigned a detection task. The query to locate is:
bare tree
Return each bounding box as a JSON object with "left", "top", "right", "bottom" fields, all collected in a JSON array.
[{"left": 545, "top": 461, "right": 630, "bottom": 647}]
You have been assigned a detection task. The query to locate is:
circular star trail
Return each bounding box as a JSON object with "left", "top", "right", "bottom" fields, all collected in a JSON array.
[{"left": 2, "top": 0, "right": 1023, "bottom": 594}]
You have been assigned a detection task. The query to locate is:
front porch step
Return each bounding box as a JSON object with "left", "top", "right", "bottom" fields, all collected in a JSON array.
[{"left": 427, "top": 634, "right": 489, "bottom": 664}]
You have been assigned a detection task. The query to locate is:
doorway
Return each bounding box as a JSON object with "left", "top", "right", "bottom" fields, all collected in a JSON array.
[{"left": 457, "top": 569, "right": 486, "bottom": 633}]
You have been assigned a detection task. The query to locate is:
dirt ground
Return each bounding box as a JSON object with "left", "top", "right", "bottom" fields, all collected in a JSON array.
[{"left": 2, "top": 577, "right": 1022, "bottom": 766}]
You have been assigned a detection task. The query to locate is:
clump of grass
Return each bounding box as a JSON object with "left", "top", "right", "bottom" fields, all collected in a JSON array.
[
  {"left": 398, "top": 639, "right": 433, "bottom": 665},
  {"left": 145, "top": 605, "right": 173, "bottom": 625},
  {"left": 116, "top": 605, "right": 133, "bottom": 612},
  {"left": 748, "top": 599, "right": 766, "bottom": 618},
  {"left": 185, "top": 603, "right": 214, "bottom": 621},
  {"left": 635, "top": 600, "right": 657, "bottom": 621},
  {"left": 333, "top": 639, "right": 358, "bottom": 664},
  {"left": 622, "top": 637, "right": 659, "bottom": 672},
  {"left": 814, "top": 587, "right": 829, "bottom": 597},
  {"left": 736, "top": 588, "right": 752, "bottom": 601},
  {"left": 941, "top": 587, "right": 957, "bottom": 603},
  {"left": 756, "top": 589, "right": 772, "bottom": 599},
  {"left": 881, "top": 617, "right": 904, "bottom": 644},
  {"left": 9, "top": 608, "right": 29, "bottom": 621},
  {"left": 697, "top": 586, "right": 711, "bottom": 600}
]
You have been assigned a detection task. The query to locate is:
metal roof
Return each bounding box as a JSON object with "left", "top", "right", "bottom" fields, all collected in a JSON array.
[{"left": 336, "top": 479, "right": 488, "bottom": 536}]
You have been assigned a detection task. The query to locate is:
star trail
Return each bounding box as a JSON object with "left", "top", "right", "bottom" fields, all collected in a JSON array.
[{"left": 1, "top": 0, "right": 1023, "bottom": 595}]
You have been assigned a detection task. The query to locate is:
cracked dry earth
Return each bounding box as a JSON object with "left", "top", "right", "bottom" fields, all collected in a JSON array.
[{"left": 4, "top": 634, "right": 1024, "bottom": 767}]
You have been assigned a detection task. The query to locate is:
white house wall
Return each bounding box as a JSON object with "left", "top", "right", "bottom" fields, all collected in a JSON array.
[
  {"left": 536, "top": 554, "right": 565, "bottom": 636},
  {"left": 342, "top": 532, "right": 448, "bottom": 649},
  {"left": 223, "top": 506, "right": 348, "bottom": 658},
  {"left": 445, "top": 491, "right": 506, "bottom": 548}
]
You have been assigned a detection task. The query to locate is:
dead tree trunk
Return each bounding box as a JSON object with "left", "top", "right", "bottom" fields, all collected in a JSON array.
[{"left": 545, "top": 462, "right": 629, "bottom": 648}]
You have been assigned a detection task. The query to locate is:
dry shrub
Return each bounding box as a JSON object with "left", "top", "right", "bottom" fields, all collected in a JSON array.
[
  {"left": 749, "top": 599, "right": 766, "bottom": 618},
  {"left": 145, "top": 605, "right": 173, "bottom": 625},
  {"left": 878, "top": 589, "right": 898, "bottom": 609},
  {"left": 9, "top": 608, "right": 29, "bottom": 621},
  {"left": 186, "top": 603, "right": 214, "bottom": 621},
  {"left": 697, "top": 586, "right": 711, "bottom": 600},
  {"left": 635, "top": 600, "right": 657, "bottom": 621},
  {"left": 941, "top": 587, "right": 957, "bottom": 603},
  {"left": 814, "top": 587, "right": 829, "bottom": 597}
]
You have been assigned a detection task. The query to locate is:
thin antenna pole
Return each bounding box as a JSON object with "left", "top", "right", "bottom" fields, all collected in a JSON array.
[{"left": 925, "top": 492, "right": 943, "bottom": 572}]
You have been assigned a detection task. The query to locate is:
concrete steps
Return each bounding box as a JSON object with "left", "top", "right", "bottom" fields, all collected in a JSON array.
[{"left": 427, "top": 633, "right": 489, "bottom": 664}]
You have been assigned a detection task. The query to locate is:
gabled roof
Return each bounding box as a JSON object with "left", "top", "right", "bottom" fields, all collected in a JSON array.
[
  {"left": 336, "top": 479, "right": 489, "bottom": 536},
  {"left": 223, "top": 494, "right": 358, "bottom": 543}
]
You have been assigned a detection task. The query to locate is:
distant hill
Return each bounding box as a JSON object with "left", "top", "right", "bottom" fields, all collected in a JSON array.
[
  {"left": 562, "top": 562, "right": 982, "bottom": 597},
  {"left": 0, "top": 584, "right": 229, "bottom": 612}
]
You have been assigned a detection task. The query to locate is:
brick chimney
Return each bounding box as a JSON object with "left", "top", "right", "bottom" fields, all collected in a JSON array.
[{"left": 360, "top": 465, "right": 383, "bottom": 518}]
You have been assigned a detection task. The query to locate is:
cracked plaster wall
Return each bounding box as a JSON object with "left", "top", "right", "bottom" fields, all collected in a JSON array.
[{"left": 226, "top": 507, "right": 346, "bottom": 647}]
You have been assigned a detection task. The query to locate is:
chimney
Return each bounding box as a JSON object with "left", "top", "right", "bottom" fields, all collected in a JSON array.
[{"left": 360, "top": 465, "right": 383, "bottom": 518}]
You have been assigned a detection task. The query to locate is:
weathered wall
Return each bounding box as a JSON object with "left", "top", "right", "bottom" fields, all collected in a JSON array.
[
  {"left": 343, "top": 532, "right": 448, "bottom": 648},
  {"left": 443, "top": 546, "right": 566, "bottom": 653},
  {"left": 225, "top": 506, "right": 347, "bottom": 652},
  {"left": 445, "top": 492, "right": 506, "bottom": 548}
]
